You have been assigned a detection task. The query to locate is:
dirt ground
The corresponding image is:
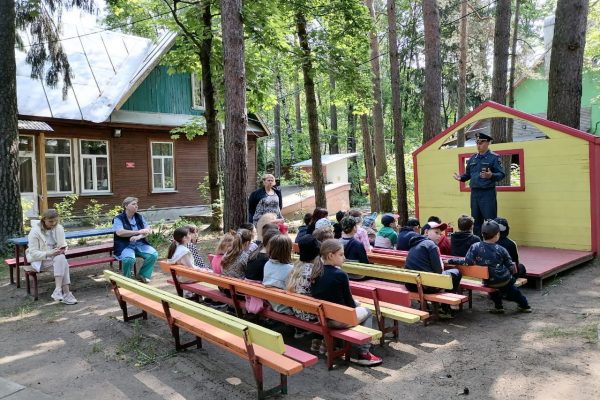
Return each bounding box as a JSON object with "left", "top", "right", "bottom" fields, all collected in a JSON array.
[{"left": 1, "top": 252, "right": 599, "bottom": 400}]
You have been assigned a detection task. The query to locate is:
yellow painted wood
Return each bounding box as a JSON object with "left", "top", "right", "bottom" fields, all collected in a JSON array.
[
  {"left": 104, "top": 271, "right": 286, "bottom": 354},
  {"left": 359, "top": 302, "right": 421, "bottom": 324},
  {"left": 342, "top": 262, "right": 419, "bottom": 284},
  {"left": 417, "top": 271, "right": 454, "bottom": 290},
  {"left": 415, "top": 105, "right": 592, "bottom": 251},
  {"left": 350, "top": 325, "right": 382, "bottom": 340}
]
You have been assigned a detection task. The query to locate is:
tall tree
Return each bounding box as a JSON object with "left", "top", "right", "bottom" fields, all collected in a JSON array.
[
  {"left": 507, "top": 0, "right": 521, "bottom": 140},
  {"left": 457, "top": 0, "right": 468, "bottom": 147},
  {"left": 274, "top": 77, "right": 282, "bottom": 178},
  {"left": 296, "top": 12, "right": 327, "bottom": 208},
  {"left": 422, "top": 0, "right": 442, "bottom": 144},
  {"left": 294, "top": 70, "right": 303, "bottom": 135},
  {"left": 0, "top": 0, "right": 22, "bottom": 253},
  {"left": 547, "top": 0, "right": 589, "bottom": 129},
  {"left": 366, "top": 0, "right": 392, "bottom": 212},
  {"left": 221, "top": 0, "right": 248, "bottom": 230},
  {"left": 490, "top": 0, "right": 511, "bottom": 143},
  {"left": 387, "top": 0, "right": 408, "bottom": 225},
  {"left": 329, "top": 74, "right": 339, "bottom": 154},
  {"left": 360, "top": 114, "right": 379, "bottom": 212}
]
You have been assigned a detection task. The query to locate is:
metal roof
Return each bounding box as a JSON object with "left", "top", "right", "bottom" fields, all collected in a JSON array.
[
  {"left": 292, "top": 153, "right": 358, "bottom": 167},
  {"left": 16, "top": 11, "right": 176, "bottom": 123},
  {"left": 18, "top": 120, "right": 54, "bottom": 131}
]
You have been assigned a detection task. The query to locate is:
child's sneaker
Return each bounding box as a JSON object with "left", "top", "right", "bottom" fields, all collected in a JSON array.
[
  {"left": 294, "top": 328, "right": 306, "bottom": 339},
  {"left": 518, "top": 306, "right": 532, "bottom": 313},
  {"left": 350, "top": 351, "right": 382, "bottom": 367},
  {"left": 61, "top": 292, "right": 78, "bottom": 305},
  {"left": 310, "top": 339, "right": 322, "bottom": 352},
  {"left": 51, "top": 288, "right": 63, "bottom": 302},
  {"left": 438, "top": 308, "right": 454, "bottom": 319},
  {"left": 489, "top": 307, "right": 505, "bottom": 314}
]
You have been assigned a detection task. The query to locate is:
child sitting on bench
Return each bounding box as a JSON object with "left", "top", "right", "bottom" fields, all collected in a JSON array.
[
  {"left": 310, "top": 239, "right": 382, "bottom": 366},
  {"left": 450, "top": 215, "right": 480, "bottom": 257},
  {"left": 262, "top": 234, "right": 294, "bottom": 314},
  {"left": 464, "top": 220, "right": 531, "bottom": 314},
  {"left": 183, "top": 224, "right": 209, "bottom": 269},
  {"left": 211, "top": 232, "right": 235, "bottom": 275},
  {"left": 167, "top": 227, "right": 209, "bottom": 270},
  {"left": 494, "top": 217, "right": 527, "bottom": 278}
]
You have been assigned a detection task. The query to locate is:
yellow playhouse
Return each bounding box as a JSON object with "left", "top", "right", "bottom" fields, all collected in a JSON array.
[{"left": 413, "top": 101, "right": 600, "bottom": 259}]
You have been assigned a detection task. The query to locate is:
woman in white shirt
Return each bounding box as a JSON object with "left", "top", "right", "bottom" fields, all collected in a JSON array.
[{"left": 26, "top": 209, "right": 77, "bottom": 305}]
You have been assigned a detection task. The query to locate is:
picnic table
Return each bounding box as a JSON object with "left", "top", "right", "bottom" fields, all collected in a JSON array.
[{"left": 6, "top": 227, "right": 115, "bottom": 287}]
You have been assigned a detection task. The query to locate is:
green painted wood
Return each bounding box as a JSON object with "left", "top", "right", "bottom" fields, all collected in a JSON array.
[
  {"left": 104, "top": 270, "right": 286, "bottom": 353},
  {"left": 121, "top": 66, "right": 204, "bottom": 116}
]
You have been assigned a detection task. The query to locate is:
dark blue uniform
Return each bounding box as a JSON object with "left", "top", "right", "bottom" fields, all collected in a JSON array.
[{"left": 459, "top": 150, "right": 505, "bottom": 236}]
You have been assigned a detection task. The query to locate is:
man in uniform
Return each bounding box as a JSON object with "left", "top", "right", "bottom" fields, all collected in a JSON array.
[{"left": 453, "top": 133, "right": 505, "bottom": 236}]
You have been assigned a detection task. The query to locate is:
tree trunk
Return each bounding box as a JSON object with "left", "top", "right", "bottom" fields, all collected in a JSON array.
[
  {"left": 274, "top": 77, "right": 282, "bottom": 178},
  {"left": 422, "top": 0, "right": 442, "bottom": 144},
  {"left": 221, "top": 0, "right": 248, "bottom": 230},
  {"left": 366, "top": 0, "right": 392, "bottom": 212},
  {"left": 347, "top": 103, "right": 362, "bottom": 197},
  {"left": 547, "top": 0, "right": 589, "bottom": 129},
  {"left": 507, "top": 0, "right": 520, "bottom": 141},
  {"left": 198, "top": 0, "right": 222, "bottom": 231},
  {"left": 491, "top": 0, "right": 511, "bottom": 143},
  {"left": 387, "top": 0, "right": 408, "bottom": 225},
  {"left": 457, "top": 0, "right": 468, "bottom": 147},
  {"left": 360, "top": 114, "right": 379, "bottom": 212},
  {"left": 277, "top": 74, "right": 295, "bottom": 163},
  {"left": 296, "top": 12, "right": 327, "bottom": 208},
  {"left": 295, "top": 70, "right": 302, "bottom": 134},
  {"left": 0, "top": 0, "right": 23, "bottom": 253},
  {"left": 329, "top": 74, "right": 339, "bottom": 154}
]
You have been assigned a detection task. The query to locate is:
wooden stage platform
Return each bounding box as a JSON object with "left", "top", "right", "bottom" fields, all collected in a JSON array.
[{"left": 520, "top": 247, "right": 595, "bottom": 289}]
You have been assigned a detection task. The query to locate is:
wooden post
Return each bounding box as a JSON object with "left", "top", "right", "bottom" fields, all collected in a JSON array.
[{"left": 38, "top": 132, "right": 48, "bottom": 214}]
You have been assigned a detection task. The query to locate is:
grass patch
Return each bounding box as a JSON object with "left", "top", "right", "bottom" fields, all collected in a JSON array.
[
  {"left": 540, "top": 324, "right": 599, "bottom": 342},
  {"left": 115, "top": 320, "right": 175, "bottom": 367},
  {"left": 0, "top": 299, "right": 37, "bottom": 318}
]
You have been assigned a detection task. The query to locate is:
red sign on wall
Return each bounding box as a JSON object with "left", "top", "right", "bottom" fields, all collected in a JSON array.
[{"left": 125, "top": 162, "right": 135, "bottom": 168}]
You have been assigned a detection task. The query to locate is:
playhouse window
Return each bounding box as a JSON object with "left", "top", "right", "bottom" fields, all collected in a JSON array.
[
  {"left": 151, "top": 141, "right": 175, "bottom": 192},
  {"left": 458, "top": 149, "right": 525, "bottom": 192},
  {"left": 80, "top": 140, "right": 110, "bottom": 193}
]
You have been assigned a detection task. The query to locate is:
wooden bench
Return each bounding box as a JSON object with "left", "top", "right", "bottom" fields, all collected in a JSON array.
[
  {"left": 341, "top": 261, "right": 469, "bottom": 320},
  {"left": 104, "top": 270, "right": 317, "bottom": 399},
  {"left": 4, "top": 243, "right": 119, "bottom": 300},
  {"left": 368, "top": 250, "right": 527, "bottom": 308},
  {"left": 159, "top": 262, "right": 382, "bottom": 370}
]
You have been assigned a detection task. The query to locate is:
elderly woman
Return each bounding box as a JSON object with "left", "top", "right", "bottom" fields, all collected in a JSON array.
[
  {"left": 112, "top": 197, "right": 158, "bottom": 283},
  {"left": 248, "top": 174, "right": 283, "bottom": 225},
  {"left": 26, "top": 209, "right": 77, "bottom": 304}
]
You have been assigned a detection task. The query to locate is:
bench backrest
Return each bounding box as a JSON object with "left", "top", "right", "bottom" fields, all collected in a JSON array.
[
  {"left": 349, "top": 281, "right": 410, "bottom": 306},
  {"left": 342, "top": 261, "right": 420, "bottom": 285},
  {"left": 104, "top": 270, "right": 286, "bottom": 353},
  {"left": 159, "top": 262, "right": 358, "bottom": 326}
]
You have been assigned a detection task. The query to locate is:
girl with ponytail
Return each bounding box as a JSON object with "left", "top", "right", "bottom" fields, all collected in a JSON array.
[
  {"left": 167, "top": 227, "right": 208, "bottom": 270},
  {"left": 310, "top": 239, "right": 382, "bottom": 367}
]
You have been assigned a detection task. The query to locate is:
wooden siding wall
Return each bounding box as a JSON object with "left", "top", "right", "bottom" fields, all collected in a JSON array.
[
  {"left": 120, "top": 66, "right": 203, "bottom": 116},
  {"left": 35, "top": 121, "right": 258, "bottom": 215}
]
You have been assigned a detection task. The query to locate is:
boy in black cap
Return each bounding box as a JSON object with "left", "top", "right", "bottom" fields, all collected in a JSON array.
[
  {"left": 396, "top": 218, "right": 420, "bottom": 251},
  {"left": 494, "top": 217, "right": 526, "bottom": 277},
  {"left": 374, "top": 214, "right": 398, "bottom": 249},
  {"left": 453, "top": 132, "right": 505, "bottom": 237},
  {"left": 450, "top": 214, "right": 481, "bottom": 257},
  {"left": 464, "top": 220, "right": 531, "bottom": 314}
]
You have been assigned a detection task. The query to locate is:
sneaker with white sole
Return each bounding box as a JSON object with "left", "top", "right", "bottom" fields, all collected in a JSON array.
[
  {"left": 350, "top": 351, "right": 382, "bottom": 367},
  {"left": 61, "top": 292, "right": 78, "bottom": 305},
  {"left": 137, "top": 276, "right": 152, "bottom": 284},
  {"left": 51, "top": 288, "right": 63, "bottom": 302}
]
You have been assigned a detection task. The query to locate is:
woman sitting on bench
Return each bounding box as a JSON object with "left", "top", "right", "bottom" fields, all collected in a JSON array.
[{"left": 26, "top": 209, "right": 77, "bottom": 305}]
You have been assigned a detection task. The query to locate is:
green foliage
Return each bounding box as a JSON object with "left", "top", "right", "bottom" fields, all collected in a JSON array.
[
  {"left": 170, "top": 116, "right": 207, "bottom": 140},
  {"left": 54, "top": 194, "right": 79, "bottom": 223},
  {"left": 81, "top": 200, "right": 122, "bottom": 228},
  {"left": 281, "top": 168, "right": 312, "bottom": 187}
]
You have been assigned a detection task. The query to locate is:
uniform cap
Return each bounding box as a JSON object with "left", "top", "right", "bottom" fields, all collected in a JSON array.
[{"left": 476, "top": 133, "right": 493, "bottom": 142}]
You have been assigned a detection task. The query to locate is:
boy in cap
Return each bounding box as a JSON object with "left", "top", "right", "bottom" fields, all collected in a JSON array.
[
  {"left": 374, "top": 214, "right": 398, "bottom": 249},
  {"left": 450, "top": 214, "right": 481, "bottom": 257},
  {"left": 405, "top": 222, "right": 462, "bottom": 317},
  {"left": 423, "top": 216, "right": 452, "bottom": 255},
  {"left": 494, "top": 217, "right": 526, "bottom": 277},
  {"left": 464, "top": 220, "right": 531, "bottom": 314},
  {"left": 396, "top": 217, "right": 420, "bottom": 251},
  {"left": 453, "top": 132, "right": 505, "bottom": 237}
]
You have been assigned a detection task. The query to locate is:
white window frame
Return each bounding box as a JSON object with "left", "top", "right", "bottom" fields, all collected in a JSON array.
[
  {"left": 79, "top": 139, "right": 111, "bottom": 194},
  {"left": 45, "top": 137, "right": 74, "bottom": 195},
  {"left": 150, "top": 141, "right": 176, "bottom": 192},
  {"left": 191, "top": 74, "right": 205, "bottom": 110}
]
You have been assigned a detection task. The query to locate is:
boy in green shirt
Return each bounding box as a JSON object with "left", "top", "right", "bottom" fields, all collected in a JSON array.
[{"left": 374, "top": 214, "right": 398, "bottom": 249}]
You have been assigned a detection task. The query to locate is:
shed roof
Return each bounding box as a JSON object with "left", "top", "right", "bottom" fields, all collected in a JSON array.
[
  {"left": 18, "top": 120, "right": 54, "bottom": 131},
  {"left": 16, "top": 17, "right": 176, "bottom": 123},
  {"left": 292, "top": 153, "right": 358, "bottom": 167},
  {"left": 413, "top": 101, "right": 600, "bottom": 158}
]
